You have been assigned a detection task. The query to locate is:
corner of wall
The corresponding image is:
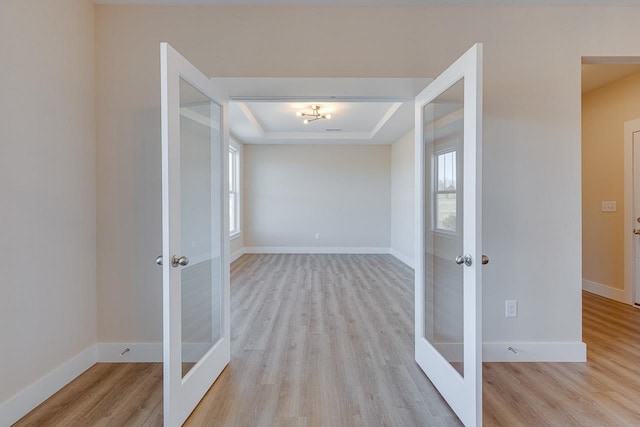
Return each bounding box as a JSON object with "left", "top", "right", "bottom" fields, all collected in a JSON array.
[{"left": 0, "top": 346, "right": 97, "bottom": 426}]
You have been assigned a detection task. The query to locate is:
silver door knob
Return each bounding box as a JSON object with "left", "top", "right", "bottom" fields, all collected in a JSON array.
[
  {"left": 171, "top": 255, "right": 189, "bottom": 267},
  {"left": 155, "top": 256, "right": 163, "bottom": 266},
  {"left": 482, "top": 255, "right": 489, "bottom": 265},
  {"left": 455, "top": 254, "right": 472, "bottom": 266}
]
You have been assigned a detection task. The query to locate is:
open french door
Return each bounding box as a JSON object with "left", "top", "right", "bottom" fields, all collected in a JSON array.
[
  {"left": 160, "top": 43, "right": 231, "bottom": 426},
  {"left": 415, "top": 44, "right": 483, "bottom": 427}
]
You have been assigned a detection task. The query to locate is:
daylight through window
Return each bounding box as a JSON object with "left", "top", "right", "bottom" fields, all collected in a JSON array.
[
  {"left": 435, "top": 150, "right": 457, "bottom": 232},
  {"left": 229, "top": 146, "right": 240, "bottom": 236}
]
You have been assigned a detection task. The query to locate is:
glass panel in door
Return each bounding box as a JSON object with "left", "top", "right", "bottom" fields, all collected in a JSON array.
[
  {"left": 178, "top": 78, "right": 223, "bottom": 378},
  {"left": 423, "top": 79, "right": 465, "bottom": 376}
]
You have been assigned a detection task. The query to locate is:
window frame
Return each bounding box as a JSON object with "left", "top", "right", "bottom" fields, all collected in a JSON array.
[
  {"left": 433, "top": 147, "right": 460, "bottom": 236},
  {"left": 228, "top": 140, "right": 241, "bottom": 238}
]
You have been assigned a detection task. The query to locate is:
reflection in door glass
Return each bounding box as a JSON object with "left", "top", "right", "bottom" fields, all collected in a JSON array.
[
  {"left": 179, "top": 78, "right": 223, "bottom": 378},
  {"left": 423, "top": 79, "right": 465, "bottom": 377}
]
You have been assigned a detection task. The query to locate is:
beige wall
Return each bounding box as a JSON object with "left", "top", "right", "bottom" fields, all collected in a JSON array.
[
  {"left": 243, "top": 144, "right": 391, "bottom": 249},
  {"left": 582, "top": 72, "right": 640, "bottom": 290},
  {"left": 0, "top": 0, "right": 96, "bottom": 405},
  {"left": 93, "top": 5, "right": 640, "bottom": 346},
  {"left": 390, "top": 130, "right": 415, "bottom": 266}
]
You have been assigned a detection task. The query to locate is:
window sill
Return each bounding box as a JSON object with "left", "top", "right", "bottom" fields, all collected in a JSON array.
[{"left": 230, "top": 232, "right": 242, "bottom": 241}]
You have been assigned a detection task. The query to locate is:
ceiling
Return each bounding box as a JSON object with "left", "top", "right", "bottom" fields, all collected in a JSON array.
[
  {"left": 230, "top": 101, "right": 413, "bottom": 145},
  {"left": 94, "top": 0, "right": 640, "bottom": 5},
  {"left": 582, "top": 64, "right": 640, "bottom": 93},
  {"left": 212, "top": 78, "right": 430, "bottom": 145}
]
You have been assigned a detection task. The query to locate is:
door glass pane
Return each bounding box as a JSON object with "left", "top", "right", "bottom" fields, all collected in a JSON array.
[
  {"left": 423, "top": 78, "right": 464, "bottom": 377},
  {"left": 179, "top": 78, "right": 223, "bottom": 378}
]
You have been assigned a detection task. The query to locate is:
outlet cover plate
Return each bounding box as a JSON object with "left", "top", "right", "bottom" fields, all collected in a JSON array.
[{"left": 505, "top": 300, "right": 518, "bottom": 318}]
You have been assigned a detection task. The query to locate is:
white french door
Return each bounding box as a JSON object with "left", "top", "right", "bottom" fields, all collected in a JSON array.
[
  {"left": 415, "top": 43, "right": 483, "bottom": 427},
  {"left": 160, "top": 42, "right": 231, "bottom": 427}
]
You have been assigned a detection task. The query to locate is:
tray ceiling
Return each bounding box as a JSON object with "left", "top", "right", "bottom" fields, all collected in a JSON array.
[{"left": 230, "top": 100, "right": 414, "bottom": 144}]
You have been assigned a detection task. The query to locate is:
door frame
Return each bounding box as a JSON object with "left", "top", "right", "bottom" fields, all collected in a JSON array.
[{"left": 624, "top": 118, "right": 640, "bottom": 305}]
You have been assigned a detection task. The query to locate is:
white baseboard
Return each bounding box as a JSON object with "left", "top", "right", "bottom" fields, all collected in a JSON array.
[
  {"left": 230, "top": 247, "right": 245, "bottom": 263},
  {"left": 98, "top": 342, "right": 213, "bottom": 363},
  {"left": 389, "top": 248, "right": 414, "bottom": 269},
  {"left": 582, "top": 279, "right": 628, "bottom": 304},
  {"left": 0, "top": 339, "right": 585, "bottom": 426},
  {"left": 0, "top": 345, "right": 97, "bottom": 426},
  {"left": 483, "top": 341, "right": 586, "bottom": 362},
  {"left": 424, "top": 341, "right": 585, "bottom": 362},
  {"left": 97, "top": 343, "right": 163, "bottom": 363},
  {"left": 244, "top": 246, "right": 390, "bottom": 254}
]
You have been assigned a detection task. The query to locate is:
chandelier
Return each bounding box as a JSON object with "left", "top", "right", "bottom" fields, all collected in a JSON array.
[{"left": 296, "top": 105, "right": 331, "bottom": 124}]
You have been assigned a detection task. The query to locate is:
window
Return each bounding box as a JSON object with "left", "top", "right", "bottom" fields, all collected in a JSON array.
[
  {"left": 435, "top": 150, "right": 457, "bottom": 232},
  {"left": 229, "top": 145, "right": 240, "bottom": 236}
]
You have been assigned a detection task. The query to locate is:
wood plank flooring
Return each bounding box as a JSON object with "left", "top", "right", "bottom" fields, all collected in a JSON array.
[
  {"left": 185, "top": 254, "right": 459, "bottom": 427},
  {"left": 13, "top": 254, "right": 640, "bottom": 426},
  {"left": 484, "top": 291, "right": 640, "bottom": 426}
]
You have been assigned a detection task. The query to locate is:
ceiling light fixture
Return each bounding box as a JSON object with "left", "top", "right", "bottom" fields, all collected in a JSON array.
[{"left": 296, "top": 105, "right": 331, "bottom": 124}]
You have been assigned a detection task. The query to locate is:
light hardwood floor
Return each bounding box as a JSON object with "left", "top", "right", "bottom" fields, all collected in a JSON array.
[
  {"left": 13, "top": 254, "right": 640, "bottom": 426},
  {"left": 484, "top": 291, "right": 640, "bottom": 426}
]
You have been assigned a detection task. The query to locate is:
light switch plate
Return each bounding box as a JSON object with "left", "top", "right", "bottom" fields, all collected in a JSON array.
[{"left": 602, "top": 201, "right": 617, "bottom": 212}]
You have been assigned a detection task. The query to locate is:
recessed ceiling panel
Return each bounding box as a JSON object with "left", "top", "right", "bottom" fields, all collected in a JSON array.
[
  {"left": 230, "top": 100, "right": 411, "bottom": 144},
  {"left": 245, "top": 102, "right": 396, "bottom": 134}
]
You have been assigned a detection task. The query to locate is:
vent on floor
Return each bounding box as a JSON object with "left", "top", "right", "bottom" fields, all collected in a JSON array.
[{"left": 326, "top": 128, "right": 342, "bottom": 132}]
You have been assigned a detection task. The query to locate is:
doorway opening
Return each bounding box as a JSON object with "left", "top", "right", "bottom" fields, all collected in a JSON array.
[
  {"left": 166, "top": 44, "right": 484, "bottom": 427},
  {"left": 581, "top": 57, "right": 640, "bottom": 306}
]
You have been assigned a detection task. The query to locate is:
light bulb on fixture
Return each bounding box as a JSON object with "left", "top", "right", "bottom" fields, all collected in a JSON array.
[
  {"left": 325, "top": 114, "right": 331, "bottom": 119},
  {"left": 296, "top": 111, "right": 303, "bottom": 117},
  {"left": 303, "top": 119, "right": 310, "bottom": 124}
]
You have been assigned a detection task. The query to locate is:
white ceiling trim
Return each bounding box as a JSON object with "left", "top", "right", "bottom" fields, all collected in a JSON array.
[
  {"left": 220, "top": 78, "right": 428, "bottom": 145},
  {"left": 237, "top": 102, "right": 267, "bottom": 137},
  {"left": 370, "top": 102, "right": 403, "bottom": 138}
]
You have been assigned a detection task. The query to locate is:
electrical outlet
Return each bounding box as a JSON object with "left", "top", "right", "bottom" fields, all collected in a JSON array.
[
  {"left": 505, "top": 300, "right": 518, "bottom": 318},
  {"left": 602, "top": 201, "right": 617, "bottom": 212},
  {"left": 315, "top": 233, "right": 320, "bottom": 240}
]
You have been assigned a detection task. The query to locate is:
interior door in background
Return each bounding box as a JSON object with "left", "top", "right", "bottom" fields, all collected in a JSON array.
[{"left": 633, "top": 129, "right": 640, "bottom": 304}]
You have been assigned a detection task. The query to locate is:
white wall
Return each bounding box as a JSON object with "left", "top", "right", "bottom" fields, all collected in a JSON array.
[
  {"left": 0, "top": 0, "right": 96, "bottom": 408},
  {"left": 93, "top": 5, "right": 640, "bottom": 351},
  {"left": 390, "top": 130, "right": 415, "bottom": 267},
  {"left": 243, "top": 144, "right": 391, "bottom": 250}
]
